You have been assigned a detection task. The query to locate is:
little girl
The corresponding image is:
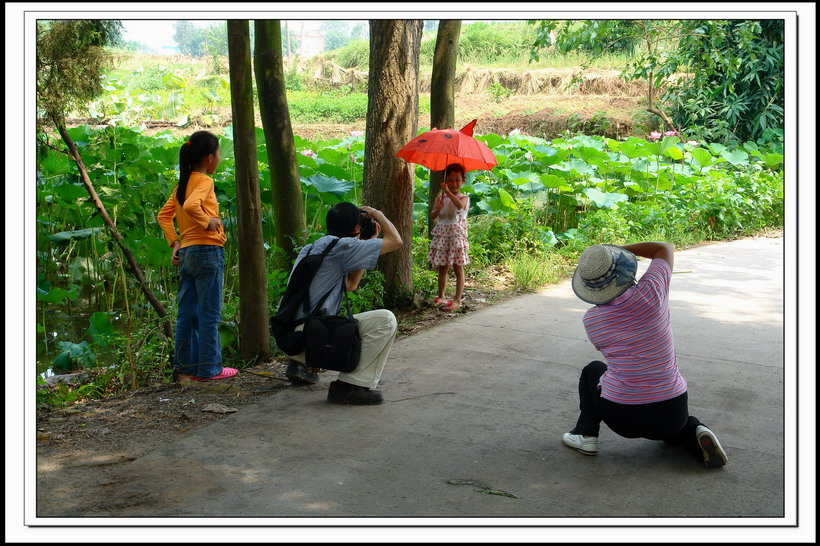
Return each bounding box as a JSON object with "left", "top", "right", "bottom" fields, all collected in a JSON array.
[
  {"left": 157, "top": 130, "right": 236, "bottom": 381},
  {"left": 428, "top": 163, "right": 470, "bottom": 312}
]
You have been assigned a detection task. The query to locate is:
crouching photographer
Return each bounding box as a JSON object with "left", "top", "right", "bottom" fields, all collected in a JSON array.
[{"left": 274, "top": 202, "right": 402, "bottom": 405}]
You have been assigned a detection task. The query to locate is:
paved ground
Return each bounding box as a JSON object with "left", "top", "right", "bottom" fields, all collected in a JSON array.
[{"left": 27, "top": 235, "right": 803, "bottom": 540}]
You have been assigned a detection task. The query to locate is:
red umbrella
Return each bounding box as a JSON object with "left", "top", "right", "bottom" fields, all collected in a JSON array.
[{"left": 396, "top": 119, "right": 497, "bottom": 172}]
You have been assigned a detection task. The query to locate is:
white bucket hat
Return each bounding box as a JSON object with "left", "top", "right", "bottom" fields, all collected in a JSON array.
[{"left": 572, "top": 244, "right": 638, "bottom": 305}]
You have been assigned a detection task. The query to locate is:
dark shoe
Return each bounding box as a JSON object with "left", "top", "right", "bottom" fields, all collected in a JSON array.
[
  {"left": 327, "top": 380, "right": 384, "bottom": 405},
  {"left": 286, "top": 360, "right": 319, "bottom": 385}
]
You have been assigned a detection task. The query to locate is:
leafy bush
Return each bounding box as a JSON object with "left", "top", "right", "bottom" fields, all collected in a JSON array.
[
  {"left": 348, "top": 270, "right": 386, "bottom": 314},
  {"left": 488, "top": 82, "right": 514, "bottom": 103},
  {"left": 335, "top": 38, "right": 370, "bottom": 69},
  {"left": 285, "top": 68, "right": 303, "bottom": 91},
  {"left": 126, "top": 65, "right": 173, "bottom": 91},
  {"left": 468, "top": 206, "right": 555, "bottom": 266},
  {"left": 458, "top": 22, "right": 538, "bottom": 64},
  {"left": 665, "top": 20, "right": 784, "bottom": 144},
  {"left": 578, "top": 208, "right": 634, "bottom": 245}
]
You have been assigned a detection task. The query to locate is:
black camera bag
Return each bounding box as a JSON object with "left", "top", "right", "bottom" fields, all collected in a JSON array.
[
  {"left": 303, "top": 281, "right": 361, "bottom": 373},
  {"left": 269, "top": 238, "right": 339, "bottom": 356}
]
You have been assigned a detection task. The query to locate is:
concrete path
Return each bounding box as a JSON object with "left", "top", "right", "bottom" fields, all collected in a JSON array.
[{"left": 79, "top": 236, "right": 789, "bottom": 522}]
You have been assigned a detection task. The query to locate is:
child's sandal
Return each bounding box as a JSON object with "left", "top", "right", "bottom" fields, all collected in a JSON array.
[
  {"left": 433, "top": 297, "right": 445, "bottom": 307},
  {"left": 441, "top": 300, "right": 460, "bottom": 312}
]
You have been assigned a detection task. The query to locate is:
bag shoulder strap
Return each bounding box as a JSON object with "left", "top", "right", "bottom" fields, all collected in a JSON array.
[
  {"left": 308, "top": 277, "right": 354, "bottom": 319},
  {"left": 302, "top": 237, "right": 341, "bottom": 317}
]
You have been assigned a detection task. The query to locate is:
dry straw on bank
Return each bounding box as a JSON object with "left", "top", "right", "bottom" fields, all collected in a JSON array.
[{"left": 440, "top": 66, "right": 648, "bottom": 96}]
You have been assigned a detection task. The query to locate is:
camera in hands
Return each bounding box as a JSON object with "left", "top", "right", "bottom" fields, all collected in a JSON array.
[{"left": 359, "top": 211, "right": 377, "bottom": 240}]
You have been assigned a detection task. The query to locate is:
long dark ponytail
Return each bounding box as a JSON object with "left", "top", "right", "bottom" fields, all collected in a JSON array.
[{"left": 177, "top": 131, "right": 220, "bottom": 204}]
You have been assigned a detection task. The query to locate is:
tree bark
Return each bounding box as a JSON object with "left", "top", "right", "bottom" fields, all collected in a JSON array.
[
  {"left": 253, "top": 20, "right": 307, "bottom": 266},
  {"left": 646, "top": 65, "right": 676, "bottom": 131},
  {"left": 227, "top": 20, "right": 271, "bottom": 362},
  {"left": 427, "top": 20, "right": 462, "bottom": 239},
  {"left": 54, "top": 118, "right": 174, "bottom": 340},
  {"left": 363, "top": 20, "right": 423, "bottom": 307}
]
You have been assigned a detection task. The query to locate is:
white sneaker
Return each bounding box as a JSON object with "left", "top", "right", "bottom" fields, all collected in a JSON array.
[
  {"left": 562, "top": 432, "right": 599, "bottom": 456},
  {"left": 696, "top": 425, "right": 728, "bottom": 467}
]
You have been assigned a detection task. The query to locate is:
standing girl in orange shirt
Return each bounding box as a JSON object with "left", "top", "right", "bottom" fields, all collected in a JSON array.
[
  {"left": 428, "top": 163, "right": 470, "bottom": 312},
  {"left": 157, "top": 131, "right": 236, "bottom": 381}
]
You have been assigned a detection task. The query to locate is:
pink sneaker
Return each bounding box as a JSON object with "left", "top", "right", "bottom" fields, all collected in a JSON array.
[{"left": 191, "top": 367, "right": 238, "bottom": 381}]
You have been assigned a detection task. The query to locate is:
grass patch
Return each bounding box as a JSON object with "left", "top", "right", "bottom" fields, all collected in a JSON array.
[
  {"left": 505, "top": 252, "right": 572, "bottom": 291},
  {"left": 287, "top": 90, "right": 369, "bottom": 123}
]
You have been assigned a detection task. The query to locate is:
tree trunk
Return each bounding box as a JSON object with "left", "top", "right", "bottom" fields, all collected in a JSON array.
[
  {"left": 54, "top": 118, "right": 173, "bottom": 340},
  {"left": 253, "top": 20, "right": 307, "bottom": 266},
  {"left": 363, "top": 20, "right": 423, "bottom": 307},
  {"left": 427, "top": 20, "right": 462, "bottom": 239},
  {"left": 227, "top": 20, "right": 271, "bottom": 362}
]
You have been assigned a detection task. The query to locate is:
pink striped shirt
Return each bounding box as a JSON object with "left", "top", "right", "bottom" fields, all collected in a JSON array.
[{"left": 583, "top": 259, "right": 688, "bottom": 404}]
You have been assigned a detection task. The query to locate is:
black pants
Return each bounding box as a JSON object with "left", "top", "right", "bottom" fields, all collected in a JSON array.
[{"left": 570, "top": 361, "right": 706, "bottom": 462}]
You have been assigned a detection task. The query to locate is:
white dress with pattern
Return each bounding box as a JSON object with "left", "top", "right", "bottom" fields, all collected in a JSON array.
[{"left": 428, "top": 194, "right": 470, "bottom": 266}]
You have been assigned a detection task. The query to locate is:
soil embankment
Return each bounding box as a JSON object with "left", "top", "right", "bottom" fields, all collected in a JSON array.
[{"left": 66, "top": 67, "right": 650, "bottom": 141}]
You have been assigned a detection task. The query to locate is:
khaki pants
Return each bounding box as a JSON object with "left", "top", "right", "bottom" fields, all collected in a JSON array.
[{"left": 291, "top": 309, "right": 397, "bottom": 389}]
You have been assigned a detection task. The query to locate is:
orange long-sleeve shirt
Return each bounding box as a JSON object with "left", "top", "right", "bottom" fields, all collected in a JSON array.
[{"left": 157, "top": 172, "right": 227, "bottom": 248}]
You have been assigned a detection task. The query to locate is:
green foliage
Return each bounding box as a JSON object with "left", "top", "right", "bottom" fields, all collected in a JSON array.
[
  {"left": 204, "top": 22, "right": 229, "bottom": 57},
  {"left": 488, "top": 82, "right": 514, "bottom": 103},
  {"left": 87, "top": 311, "right": 115, "bottom": 347},
  {"left": 565, "top": 111, "right": 616, "bottom": 137},
  {"left": 348, "top": 270, "right": 386, "bottom": 314},
  {"left": 529, "top": 20, "right": 640, "bottom": 61},
  {"left": 457, "top": 22, "right": 539, "bottom": 64},
  {"left": 285, "top": 68, "right": 303, "bottom": 91},
  {"left": 529, "top": 19, "right": 784, "bottom": 145},
  {"left": 52, "top": 341, "right": 96, "bottom": 372},
  {"left": 578, "top": 209, "right": 634, "bottom": 245},
  {"left": 35, "top": 122, "right": 783, "bottom": 406},
  {"left": 335, "top": 38, "right": 370, "bottom": 69},
  {"left": 173, "top": 21, "right": 206, "bottom": 57},
  {"left": 126, "top": 65, "right": 175, "bottom": 91},
  {"left": 505, "top": 252, "right": 571, "bottom": 290},
  {"left": 36, "top": 20, "right": 123, "bottom": 122},
  {"left": 287, "top": 90, "right": 369, "bottom": 123},
  {"left": 266, "top": 268, "right": 290, "bottom": 312},
  {"left": 664, "top": 20, "right": 784, "bottom": 144},
  {"left": 87, "top": 68, "right": 230, "bottom": 126},
  {"left": 321, "top": 21, "right": 352, "bottom": 51},
  {"left": 468, "top": 203, "right": 557, "bottom": 266}
]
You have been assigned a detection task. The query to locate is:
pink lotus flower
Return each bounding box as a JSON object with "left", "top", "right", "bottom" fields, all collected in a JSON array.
[
  {"left": 350, "top": 130, "right": 364, "bottom": 137},
  {"left": 649, "top": 132, "right": 662, "bottom": 140},
  {"left": 686, "top": 140, "right": 699, "bottom": 146},
  {"left": 664, "top": 130, "right": 677, "bottom": 137},
  {"left": 300, "top": 149, "right": 316, "bottom": 157},
  {"left": 525, "top": 153, "right": 534, "bottom": 162}
]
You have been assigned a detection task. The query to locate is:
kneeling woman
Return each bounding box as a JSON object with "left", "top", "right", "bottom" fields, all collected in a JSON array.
[{"left": 563, "top": 241, "right": 728, "bottom": 468}]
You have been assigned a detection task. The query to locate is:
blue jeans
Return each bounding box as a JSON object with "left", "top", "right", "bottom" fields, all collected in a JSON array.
[{"left": 174, "top": 245, "right": 224, "bottom": 378}]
